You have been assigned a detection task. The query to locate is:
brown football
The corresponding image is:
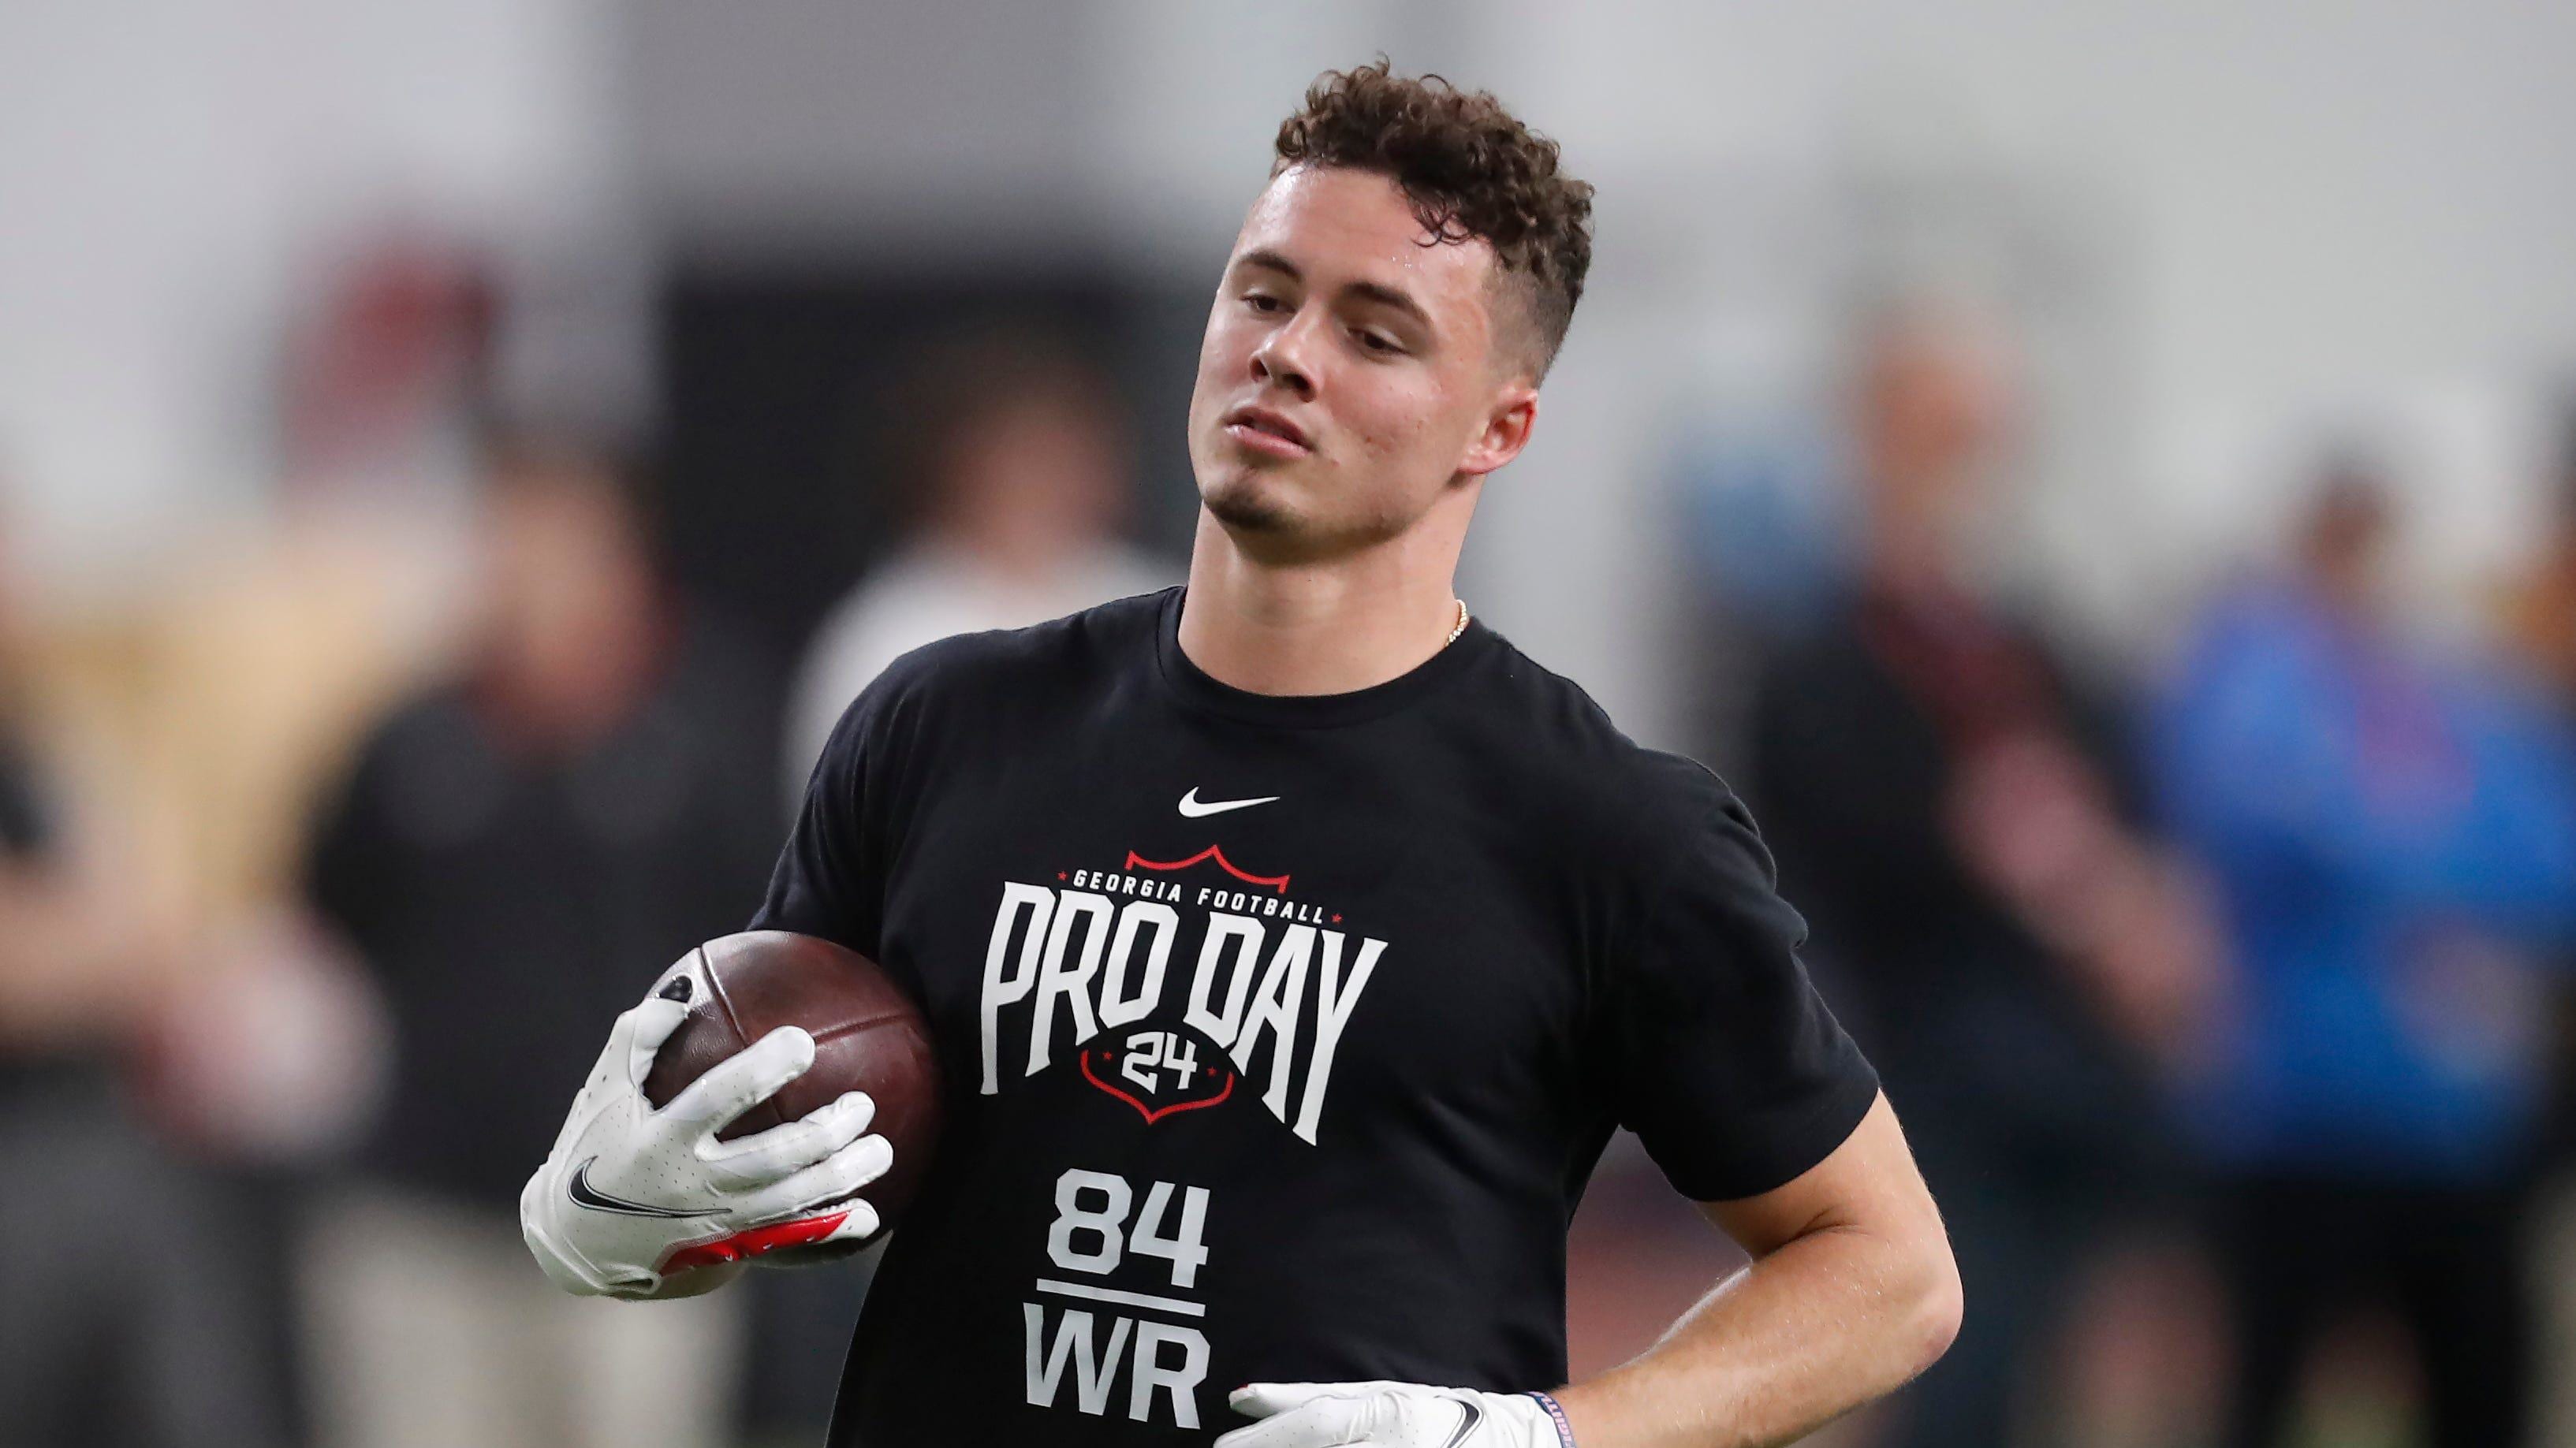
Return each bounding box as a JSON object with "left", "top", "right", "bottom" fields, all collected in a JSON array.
[{"left": 640, "top": 931, "right": 941, "bottom": 1231}]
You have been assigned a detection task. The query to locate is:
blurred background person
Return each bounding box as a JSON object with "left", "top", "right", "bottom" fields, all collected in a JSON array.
[
  {"left": 781, "top": 328, "right": 1172, "bottom": 791},
  {"left": 0, "top": 502, "right": 286, "bottom": 1448},
  {"left": 132, "top": 236, "right": 493, "bottom": 1166},
  {"left": 2507, "top": 396, "right": 2576, "bottom": 705},
  {"left": 296, "top": 429, "right": 782, "bottom": 1448},
  {"left": 2155, "top": 456, "right": 2576, "bottom": 1448},
  {"left": 1739, "top": 304, "right": 2213, "bottom": 1448},
  {"left": 0, "top": 231, "right": 506, "bottom": 1448},
  {"left": 2507, "top": 393, "right": 2576, "bottom": 1448}
]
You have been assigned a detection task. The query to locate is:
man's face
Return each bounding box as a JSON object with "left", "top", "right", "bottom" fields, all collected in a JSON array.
[{"left": 1186, "top": 164, "right": 1534, "bottom": 559}]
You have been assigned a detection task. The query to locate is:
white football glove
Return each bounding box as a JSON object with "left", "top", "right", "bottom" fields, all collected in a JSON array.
[
  {"left": 520, "top": 960, "right": 893, "bottom": 1300},
  {"left": 1217, "top": 1382, "right": 1577, "bottom": 1448}
]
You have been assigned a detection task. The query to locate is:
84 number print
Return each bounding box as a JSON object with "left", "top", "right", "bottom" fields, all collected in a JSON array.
[{"left": 1027, "top": 1167, "right": 1214, "bottom": 1430}]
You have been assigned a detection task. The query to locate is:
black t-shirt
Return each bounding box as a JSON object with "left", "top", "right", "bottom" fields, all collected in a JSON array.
[{"left": 753, "top": 587, "right": 1877, "bottom": 1446}]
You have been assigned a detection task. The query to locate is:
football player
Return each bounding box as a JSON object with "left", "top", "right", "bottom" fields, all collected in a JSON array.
[{"left": 527, "top": 61, "right": 1959, "bottom": 1448}]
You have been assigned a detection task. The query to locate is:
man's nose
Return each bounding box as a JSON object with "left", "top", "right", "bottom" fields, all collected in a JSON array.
[{"left": 1250, "top": 314, "right": 1320, "bottom": 399}]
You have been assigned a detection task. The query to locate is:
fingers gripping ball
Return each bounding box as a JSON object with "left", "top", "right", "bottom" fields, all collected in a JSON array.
[{"left": 641, "top": 932, "right": 943, "bottom": 1249}]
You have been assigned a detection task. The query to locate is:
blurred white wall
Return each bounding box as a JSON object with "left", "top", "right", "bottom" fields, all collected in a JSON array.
[
  {"left": 615, "top": 0, "right": 2576, "bottom": 737},
  {"left": 1467, "top": 0, "right": 2576, "bottom": 732},
  {"left": 7, "top": 0, "right": 2574, "bottom": 738},
  {"left": 0, "top": 0, "right": 627, "bottom": 595}
]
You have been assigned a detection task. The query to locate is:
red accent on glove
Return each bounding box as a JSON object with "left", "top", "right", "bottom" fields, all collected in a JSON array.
[{"left": 658, "top": 1210, "right": 852, "bottom": 1274}]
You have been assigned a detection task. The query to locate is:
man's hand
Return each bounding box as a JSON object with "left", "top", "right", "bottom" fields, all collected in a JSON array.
[
  {"left": 520, "top": 966, "right": 892, "bottom": 1300},
  {"left": 1217, "top": 1382, "right": 1575, "bottom": 1448}
]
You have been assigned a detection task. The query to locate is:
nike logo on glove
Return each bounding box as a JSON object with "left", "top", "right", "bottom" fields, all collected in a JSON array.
[
  {"left": 1441, "top": 1398, "right": 1484, "bottom": 1448},
  {"left": 568, "top": 1159, "right": 719, "bottom": 1219},
  {"left": 1179, "top": 787, "right": 1279, "bottom": 818}
]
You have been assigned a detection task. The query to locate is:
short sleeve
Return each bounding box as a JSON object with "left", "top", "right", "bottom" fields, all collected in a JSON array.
[
  {"left": 748, "top": 672, "right": 908, "bottom": 959},
  {"left": 1604, "top": 761, "right": 1881, "bottom": 1201}
]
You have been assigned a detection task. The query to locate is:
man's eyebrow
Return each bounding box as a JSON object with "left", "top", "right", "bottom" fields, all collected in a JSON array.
[
  {"left": 1345, "top": 279, "right": 1433, "bottom": 330},
  {"left": 1236, "top": 248, "right": 1299, "bottom": 281},
  {"left": 1232, "top": 249, "right": 1434, "bottom": 331}
]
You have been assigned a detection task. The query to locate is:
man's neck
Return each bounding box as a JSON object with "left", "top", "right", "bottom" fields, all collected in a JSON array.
[{"left": 1176, "top": 508, "right": 1468, "bottom": 697}]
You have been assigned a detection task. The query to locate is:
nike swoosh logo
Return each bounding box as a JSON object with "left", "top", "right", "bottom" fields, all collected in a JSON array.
[
  {"left": 1440, "top": 1398, "right": 1483, "bottom": 1448},
  {"left": 1178, "top": 787, "right": 1279, "bottom": 818},
  {"left": 567, "top": 1160, "right": 719, "bottom": 1219}
]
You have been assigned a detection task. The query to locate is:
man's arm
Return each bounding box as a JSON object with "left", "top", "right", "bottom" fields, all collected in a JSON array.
[
  {"left": 1220, "top": 765, "right": 1950, "bottom": 1448},
  {"left": 1554, "top": 1093, "right": 1959, "bottom": 1448},
  {"left": 1217, "top": 1094, "right": 1955, "bottom": 1448}
]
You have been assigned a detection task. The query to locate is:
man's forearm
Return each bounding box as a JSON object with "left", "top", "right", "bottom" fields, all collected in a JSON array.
[{"left": 1552, "top": 1197, "right": 1960, "bottom": 1446}]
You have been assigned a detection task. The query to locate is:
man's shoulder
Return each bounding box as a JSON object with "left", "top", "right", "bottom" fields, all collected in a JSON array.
[{"left": 1462, "top": 628, "right": 1743, "bottom": 854}]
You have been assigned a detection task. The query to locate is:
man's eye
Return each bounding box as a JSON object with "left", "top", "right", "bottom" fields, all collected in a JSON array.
[
  {"left": 1243, "top": 293, "right": 1284, "bottom": 314},
  {"left": 1356, "top": 329, "right": 1400, "bottom": 354}
]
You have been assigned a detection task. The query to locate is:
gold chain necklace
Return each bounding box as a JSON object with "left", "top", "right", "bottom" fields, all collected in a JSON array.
[{"left": 1445, "top": 597, "right": 1470, "bottom": 646}]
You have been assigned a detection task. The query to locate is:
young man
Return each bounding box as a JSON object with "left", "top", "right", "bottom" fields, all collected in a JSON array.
[{"left": 524, "top": 64, "right": 1960, "bottom": 1447}]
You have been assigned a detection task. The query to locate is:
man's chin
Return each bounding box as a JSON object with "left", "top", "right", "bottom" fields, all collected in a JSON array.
[{"left": 1201, "top": 478, "right": 1303, "bottom": 537}]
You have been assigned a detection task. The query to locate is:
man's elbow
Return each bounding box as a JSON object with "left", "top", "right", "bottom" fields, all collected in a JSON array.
[{"left": 1899, "top": 1234, "right": 1964, "bottom": 1378}]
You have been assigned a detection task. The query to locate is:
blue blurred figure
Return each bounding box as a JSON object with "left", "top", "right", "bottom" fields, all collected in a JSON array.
[{"left": 2156, "top": 457, "right": 2576, "bottom": 1448}]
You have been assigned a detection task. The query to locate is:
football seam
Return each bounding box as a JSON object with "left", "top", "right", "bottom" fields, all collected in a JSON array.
[
  {"left": 806, "top": 1011, "right": 931, "bottom": 1044},
  {"left": 703, "top": 944, "right": 751, "bottom": 1048},
  {"left": 703, "top": 946, "right": 785, "bottom": 1131}
]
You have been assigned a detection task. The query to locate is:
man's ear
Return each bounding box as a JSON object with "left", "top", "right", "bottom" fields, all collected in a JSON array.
[{"left": 1459, "top": 385, "right": 1540, "bottom": 479}]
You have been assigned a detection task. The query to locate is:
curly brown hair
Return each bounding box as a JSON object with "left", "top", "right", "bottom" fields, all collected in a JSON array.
[{"left": 1273, "top": 61, "right": 1594, "bottom": 380}]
